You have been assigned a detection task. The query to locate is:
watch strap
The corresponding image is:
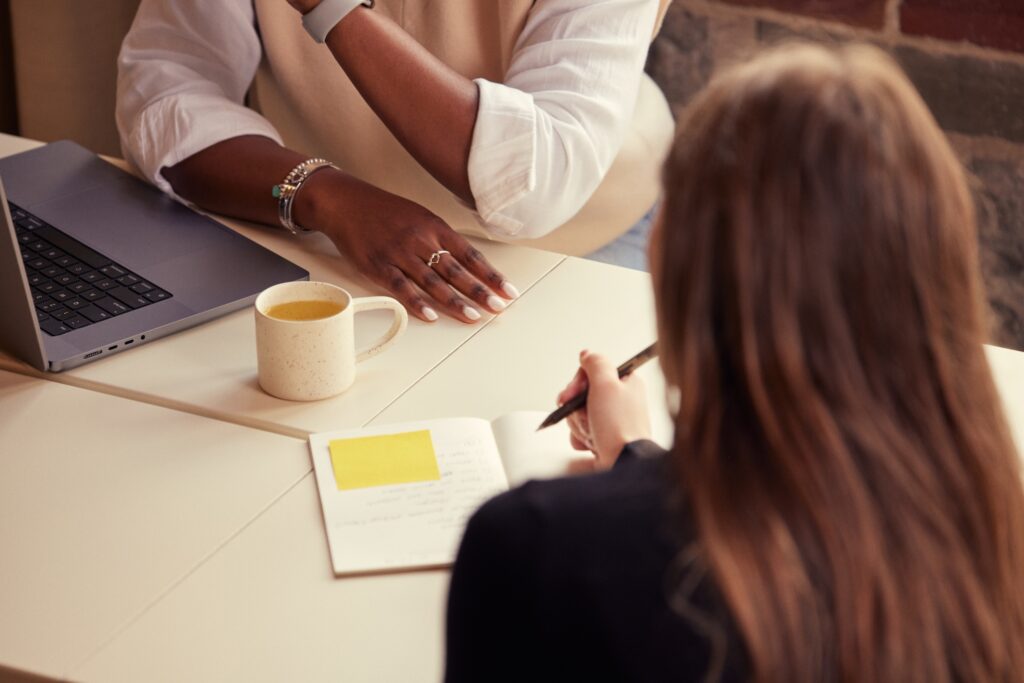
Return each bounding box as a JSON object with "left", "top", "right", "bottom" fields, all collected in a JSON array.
[{"left": 301, "top": 0, "right": 375, "bottom": 44}]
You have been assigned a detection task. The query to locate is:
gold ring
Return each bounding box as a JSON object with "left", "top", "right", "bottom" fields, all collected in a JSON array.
[{"left": 426, "top": 250, "right": 450, "bottom": 268}]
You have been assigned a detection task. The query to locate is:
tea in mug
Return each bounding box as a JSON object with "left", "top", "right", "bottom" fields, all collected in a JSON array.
[{"left": 265, "top": 299, "right": 346, "bottom": 321}]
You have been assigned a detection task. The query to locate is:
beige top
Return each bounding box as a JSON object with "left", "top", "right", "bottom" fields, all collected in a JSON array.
[{"left": 250, "top": 0, "right": 675, "bottom": 255}]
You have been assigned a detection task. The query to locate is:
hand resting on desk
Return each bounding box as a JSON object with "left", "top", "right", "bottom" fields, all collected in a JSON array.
[
  {"left": 161, "top": 136, "right": 516, "bottom": 324},
  {"left": 302, "top": 170, "right": 516, "bottom": 324}
]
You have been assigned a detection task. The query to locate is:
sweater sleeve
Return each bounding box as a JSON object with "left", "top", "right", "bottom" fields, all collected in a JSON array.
[
  {"left": 616, "top": 439, "right": 668, "bottom": 466},
  {"left": 115, "top": 0, "right": 283, "bottom": 197},
  {"left": 467, "top": 0, "right": 662, "bottom": 239},
  {"left": 445, "top": 487, "right": 547, "bottom": 683}
]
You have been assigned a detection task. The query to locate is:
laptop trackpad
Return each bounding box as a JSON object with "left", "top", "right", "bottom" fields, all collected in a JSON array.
[
  {"left": 26, "top": 175, "right": 283, "bottom": 311},
  {"left": 31, "top": 175, "right": 205, "bottom": 271}
]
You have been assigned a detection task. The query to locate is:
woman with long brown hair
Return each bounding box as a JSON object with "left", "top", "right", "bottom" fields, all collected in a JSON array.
[{"left": 445, "top": 43, "right": 1024, "bottom": 682}]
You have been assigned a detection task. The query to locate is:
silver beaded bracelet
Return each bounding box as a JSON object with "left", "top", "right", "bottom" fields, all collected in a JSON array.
[{"left": 272, "top": 158, "right": 338, "bottom": 235}]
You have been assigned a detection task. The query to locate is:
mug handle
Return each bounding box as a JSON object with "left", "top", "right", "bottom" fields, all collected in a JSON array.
[{"left": 353, "top": 296, "right": 409, "bottom": 362}]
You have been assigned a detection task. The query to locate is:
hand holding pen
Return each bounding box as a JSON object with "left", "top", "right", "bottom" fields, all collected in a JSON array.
[{"left": 544, "top": 344, "right": 657, "bottom": 468}]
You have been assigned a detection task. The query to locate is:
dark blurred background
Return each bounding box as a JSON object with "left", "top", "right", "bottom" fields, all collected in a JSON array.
[
  {"left": 0, "top": 0, "right": 1020, "bottom": 350},
  {"left": 646, "top": 0, "right": 1024, "bottom": 353}
]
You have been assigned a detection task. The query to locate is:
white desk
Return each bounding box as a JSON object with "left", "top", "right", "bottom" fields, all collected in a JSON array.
[
  {"left": 371, "top": 257, "right": 674, "bottom": 443},
  {"left": 69, "top": 259, "right": 674, "bottom": 683},
  {"left": 60, "top": 262, "right": 1024, "bottom": 683},
  {"left": 0, "top": 134, "right": 564, "bottom": 438},
  {"left": 987, "top": 344, "right": 1024, "bottom": 453},
  {"left": 73, "top": 472, "right": 448, "bottom": 683},
  {"left": 0, "top": 370, "right": 309, "bottom": 681}
]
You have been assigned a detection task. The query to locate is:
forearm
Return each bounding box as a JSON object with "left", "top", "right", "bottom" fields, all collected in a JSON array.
[
  {"left": 160, "top": 134, "right": 350, "bottom": 230},
  {"left": 325, "top": 8, "right": 477, "bottom": 205}
]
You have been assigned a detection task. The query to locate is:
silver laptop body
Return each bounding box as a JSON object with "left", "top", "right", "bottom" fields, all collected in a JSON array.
[{"left": 0, "top": 140, "right": 308, "bottom": 372}]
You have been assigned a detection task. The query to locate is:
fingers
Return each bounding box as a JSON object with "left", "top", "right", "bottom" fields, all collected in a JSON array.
[
  {"left": 569, "top": 408, "right": 590, "bottom": 436},
  {"left": 404, "top": 260, "right": 483, "bottom": 324},
  {"left": 557, "top": 365, "right": 589, "bottom": 406},
  {"left": 319, "top": 186, "right": 519, "bottom": 323},
  {"left": 557, "top": 348, "right": 596, "bottom": 405},
  {"left": 387, "top": 237, "right": 516, "bottom": 323},
  {"left": 567, "top": 409, "right": 593, "bottom": 453},
  {"left": 426, "top": 253, "right": 507, "bottom": 315},
  {"left": 579, "top": 350, "right": 619, "bottom": 387},
  {"left": 441, "top": 234, "right": 519, "bottom": 300},
  {"left": 369, "top": 255, "right": 487, "bottom": 324},
  {"left": 374, "top": 266, "right": 440, "bottom": 323},
  {"left": 569, "top": 434, "right": 591, "bottom": 451}
]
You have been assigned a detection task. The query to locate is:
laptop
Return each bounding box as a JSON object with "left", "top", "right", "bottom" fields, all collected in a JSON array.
[{"left": 0, "top": 140, "right": 309, "bottom": 372}]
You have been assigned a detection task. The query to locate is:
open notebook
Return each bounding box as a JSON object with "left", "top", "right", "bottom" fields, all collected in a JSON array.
[{"left": 309, "top": 412, "right": 589, "bottom": 576}]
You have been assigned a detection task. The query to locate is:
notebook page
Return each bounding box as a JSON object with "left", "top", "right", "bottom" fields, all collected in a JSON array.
[
  {"left": 490, "top": 411, "right": 594, "bottom": 487},
  {"left": 309, "top": 418, "right": 509, "bottom": 575}
]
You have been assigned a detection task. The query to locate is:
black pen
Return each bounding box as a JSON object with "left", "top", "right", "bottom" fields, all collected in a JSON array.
[{"left": 536, "top": 343, "right": 658, "bottom": 431}]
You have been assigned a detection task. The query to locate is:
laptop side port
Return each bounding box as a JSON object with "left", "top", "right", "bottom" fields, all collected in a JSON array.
[{"left": 84, "top": 350, "right": 102, "bottom": 359}]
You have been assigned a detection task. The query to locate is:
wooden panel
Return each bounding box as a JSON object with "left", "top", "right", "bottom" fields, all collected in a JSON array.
[
  {"left": 10, "top": 0, "right": 141, "bottom": 154},
  {"left": 0, "top": 0, "right": 17, "bottom": 135}
]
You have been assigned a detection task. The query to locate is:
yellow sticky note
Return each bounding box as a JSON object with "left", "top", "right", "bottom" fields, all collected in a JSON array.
[{"left": 329, "top": 430, "right": 441, "bottom": 491}]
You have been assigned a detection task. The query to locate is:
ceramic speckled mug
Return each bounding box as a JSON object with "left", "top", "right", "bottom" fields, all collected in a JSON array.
[{"left": 254, "top": 281, "right": 408, "bottom": 401}]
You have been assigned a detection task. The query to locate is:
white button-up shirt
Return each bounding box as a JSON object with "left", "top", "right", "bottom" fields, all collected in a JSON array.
[{"left": 117, "top": 0, "right": 662, "bottom": 239}]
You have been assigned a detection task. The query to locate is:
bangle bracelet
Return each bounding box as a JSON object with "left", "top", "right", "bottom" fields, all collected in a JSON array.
[
  {"left": 302, "top": 0, "right": 375, "bottom": 44},
  {"left": 272, "top": 158, "right": 338, "bottom": 235}
]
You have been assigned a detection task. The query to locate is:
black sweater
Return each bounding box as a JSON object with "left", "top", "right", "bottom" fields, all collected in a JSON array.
[{"left": 445, "top": 441, "right": 747, "bottom": 682}]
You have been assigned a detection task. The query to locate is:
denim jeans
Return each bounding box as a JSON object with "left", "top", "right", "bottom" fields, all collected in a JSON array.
[{"left": 583, "top": 205, "right": 657, "bottom": 272}]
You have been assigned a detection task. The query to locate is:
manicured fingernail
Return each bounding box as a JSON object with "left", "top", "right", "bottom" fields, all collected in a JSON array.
[
  {"left": 463, "top": 306, "right": 481, "bottom": 321},
  {"left": 422, "top": 306, "right": 439, "bottom": 322},
  {"left": 502, "top": 282, "right": 520, "bottom": 299},
  {"left": 486, "top": 295, "right": 506, "bottom": 311}
]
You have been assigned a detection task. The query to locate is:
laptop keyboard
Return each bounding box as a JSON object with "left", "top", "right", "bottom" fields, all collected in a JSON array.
[{"left": 8, "top": 202, "right": 173, "bottom": 337}]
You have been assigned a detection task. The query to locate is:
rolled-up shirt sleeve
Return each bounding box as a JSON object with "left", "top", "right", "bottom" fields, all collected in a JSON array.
[
  {"left": 468, "top": 0, "right": 662, "bottom": 239},
  {"left": 116, "top": 0, "right": 283, "bottom": 196}
]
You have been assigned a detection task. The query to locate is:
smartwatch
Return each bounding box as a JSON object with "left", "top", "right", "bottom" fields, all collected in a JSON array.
[{"left": 302, "top": 0, "right": 375, "bottom": 44}]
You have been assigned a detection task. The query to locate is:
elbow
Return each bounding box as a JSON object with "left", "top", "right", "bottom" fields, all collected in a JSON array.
[
  {"left": 478, "top": 136, "right": 606, "bottom": 240},
  {"left": 469, "top": 88, "right": 624, "bottom": 240},
  {"left": 485, "top": 195, "right": 588, "bottom": 241}
]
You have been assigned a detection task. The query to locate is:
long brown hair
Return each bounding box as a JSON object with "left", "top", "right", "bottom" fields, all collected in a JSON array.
[{"left": 653, "top": 43, "right": 1024, "bottom": 682}]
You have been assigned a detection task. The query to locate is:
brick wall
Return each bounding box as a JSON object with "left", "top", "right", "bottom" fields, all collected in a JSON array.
[{"left": 647, "top": 0, "right": 1024, "bottom": 352}]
